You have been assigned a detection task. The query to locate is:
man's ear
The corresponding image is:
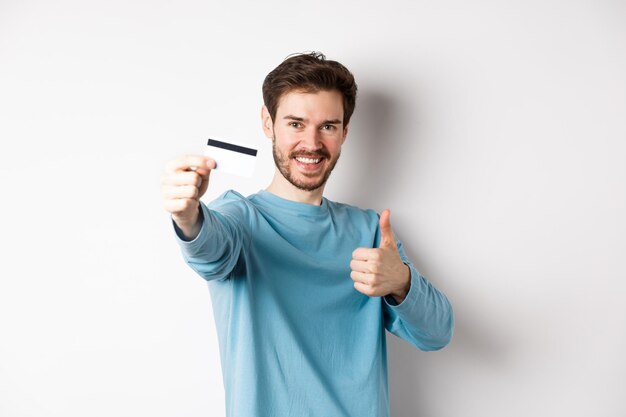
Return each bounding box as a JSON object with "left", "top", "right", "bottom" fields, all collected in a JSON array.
[
  {"left": 341, "top": 123, "right": 349, "bottom": 145},
  {"left": 261, "top": 105, "right": 274, "bottom": 139}
]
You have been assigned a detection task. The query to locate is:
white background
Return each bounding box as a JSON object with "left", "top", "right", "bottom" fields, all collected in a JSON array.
[{"left": 1, "top": 0, "right": 625, "bottom": 416}]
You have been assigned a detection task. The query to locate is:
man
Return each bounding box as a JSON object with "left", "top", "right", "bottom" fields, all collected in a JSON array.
[{"left": 161, "top": 52, "right": 453, "bottom": 416}]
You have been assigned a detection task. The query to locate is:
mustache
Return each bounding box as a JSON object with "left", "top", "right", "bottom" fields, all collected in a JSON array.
[{"left": 289, "top": 149, "right": 330, "bottom": 159}]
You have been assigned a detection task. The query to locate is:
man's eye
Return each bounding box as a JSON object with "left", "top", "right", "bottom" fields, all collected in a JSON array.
[
  {"left": 289, "top": 122, "right": 302, "bottom": 128},
  {"left": 322, "top": 124, "right": 336, "bottom": 130}
]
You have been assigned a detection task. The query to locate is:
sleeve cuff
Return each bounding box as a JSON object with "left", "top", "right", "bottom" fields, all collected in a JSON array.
[
  {"left": 383, "top": 263, "right": 419, "bottom": 309},
  {"left": 172, "top": 202, "right": 211, "bottom": 253}
]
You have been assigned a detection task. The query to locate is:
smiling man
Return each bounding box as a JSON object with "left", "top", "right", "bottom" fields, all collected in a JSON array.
[
  {"left": 264, "top": 89, "right": 345, "bottom": 203},
  {"left": 161, "top": 52, "right": 453, "bottom": 417}
]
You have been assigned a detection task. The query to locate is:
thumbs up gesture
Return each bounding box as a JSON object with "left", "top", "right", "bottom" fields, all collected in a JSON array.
[{"left": 350, "top": 209, "right": 411, "bottom": 304}]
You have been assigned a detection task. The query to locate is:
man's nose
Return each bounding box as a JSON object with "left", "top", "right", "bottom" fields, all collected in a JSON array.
[{"left": 300, "top": 127, "right": 322, "bottom": 150}]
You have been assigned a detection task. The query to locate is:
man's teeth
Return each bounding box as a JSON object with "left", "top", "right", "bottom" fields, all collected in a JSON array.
[{"left": 295, "top": 157, "right": 321, "bottom": 164}]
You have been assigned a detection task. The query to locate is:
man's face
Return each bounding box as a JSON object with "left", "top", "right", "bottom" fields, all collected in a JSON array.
[{"left": 263, "top": 89, "right": 348, "bottom": 192}]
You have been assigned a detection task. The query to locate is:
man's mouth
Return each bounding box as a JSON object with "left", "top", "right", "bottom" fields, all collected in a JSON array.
[
  {"left": 294, "top": 156, "right": 323, "bottom": 164},
  {"left": 291, "top": 154, "right": 327, "bottom": 174}
]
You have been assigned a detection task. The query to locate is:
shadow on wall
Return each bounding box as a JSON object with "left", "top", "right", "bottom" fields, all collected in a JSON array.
[
  {"left": 337, "top": 88, "right": 413, "bottom": 207},
  {"left": 387, "top": 298, "right": 510, "bottom": 416},
  {"left": 347, "top": 90, "right": 509, "bottom": 415},
  {"left": 388, "top": 247, "right": 511, "bottom": 416}
]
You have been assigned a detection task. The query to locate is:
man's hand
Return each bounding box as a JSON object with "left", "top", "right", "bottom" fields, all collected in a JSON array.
[
  {"left": 350, "top": 209, "right": 411, "bottom": 304},
  {"left": 161, "top": 155, "right": 216, "bottom": 240}
]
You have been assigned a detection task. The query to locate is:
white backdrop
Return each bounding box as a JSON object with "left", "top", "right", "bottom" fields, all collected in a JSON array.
[{"left": 1, "top": 0, "right": 625, "bottom": 416}]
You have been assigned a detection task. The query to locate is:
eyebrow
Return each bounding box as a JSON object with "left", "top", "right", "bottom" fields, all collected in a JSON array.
[
  {"left": 284, "top": 115, "right": 305, "bottom": 122},
  {"left": 283, "top": 115, "right": 343, "bottom": 125}
]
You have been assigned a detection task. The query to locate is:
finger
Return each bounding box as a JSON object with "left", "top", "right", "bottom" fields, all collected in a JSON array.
[
  {"left": 378, "top": 209, "right": 396, "bottom": 248},
  {"left": 166, "top": 155, "right": 216, "bottom": 174},
  {"left": 162, "top": 171, "right": 204, "bottom": 187},
  {"left": 162, "top": 184, "right": 199, "bottom": 200},
  {"left": 350, "top": 259, "right": 373, "bottom": 273},
  {"left": 352, "top": 247, "right": 381, "bottom": 262},
  {"left": 188, "top": 163, "right": 215, "bottom": 177},
  {"left": 197, "top": 173, "right": 210, "bottom": 198},
  {"left": 163, "top": 198, "right": 197, "bottom": 215},
  {"left": 353, "top": 281, "right": 377, "bottom": 297},
  {"left": 350, "top": 270, "right": 373, "bottom": 285}
]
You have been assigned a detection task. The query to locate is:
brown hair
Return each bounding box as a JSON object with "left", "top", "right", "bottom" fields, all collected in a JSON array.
[{"left": 262, "top": 52, "right": 358, "bottom": 126}]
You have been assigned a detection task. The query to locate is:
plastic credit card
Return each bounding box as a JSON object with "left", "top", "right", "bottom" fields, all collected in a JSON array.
[{"left": 205, "top": 137, "right": 258, "bottom": 178}]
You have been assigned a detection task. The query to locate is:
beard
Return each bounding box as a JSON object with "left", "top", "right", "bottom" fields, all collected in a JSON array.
[{"left": 271, "top": 136, "right": 341, "bottom": 192}]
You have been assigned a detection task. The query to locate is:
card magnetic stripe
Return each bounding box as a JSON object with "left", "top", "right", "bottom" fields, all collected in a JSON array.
[{"left": 207, "top": 139, "right": 258, "bottom": 156}]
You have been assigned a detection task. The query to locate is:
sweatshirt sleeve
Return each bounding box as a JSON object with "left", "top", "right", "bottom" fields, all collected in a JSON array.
[
  {"left": 173, "top": 197, "right": 248, "bottom": 282},
  {"left": 382, "top": 239, "right": 454, "bottom": 351}
]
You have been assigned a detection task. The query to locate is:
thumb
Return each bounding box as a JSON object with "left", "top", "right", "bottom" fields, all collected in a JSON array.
[{"left": 378, "top": 209, "right": 396, "bottom": 248}]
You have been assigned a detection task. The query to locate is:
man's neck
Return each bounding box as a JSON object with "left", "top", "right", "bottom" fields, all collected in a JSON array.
[{"left": 265, "top": 170, "right": 325, "bottom": 206}]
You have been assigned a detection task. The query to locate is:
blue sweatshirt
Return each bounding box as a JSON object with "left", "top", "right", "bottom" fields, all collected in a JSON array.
[{"left": 175, "top": 189, "right": 453, "bottom": 417}]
